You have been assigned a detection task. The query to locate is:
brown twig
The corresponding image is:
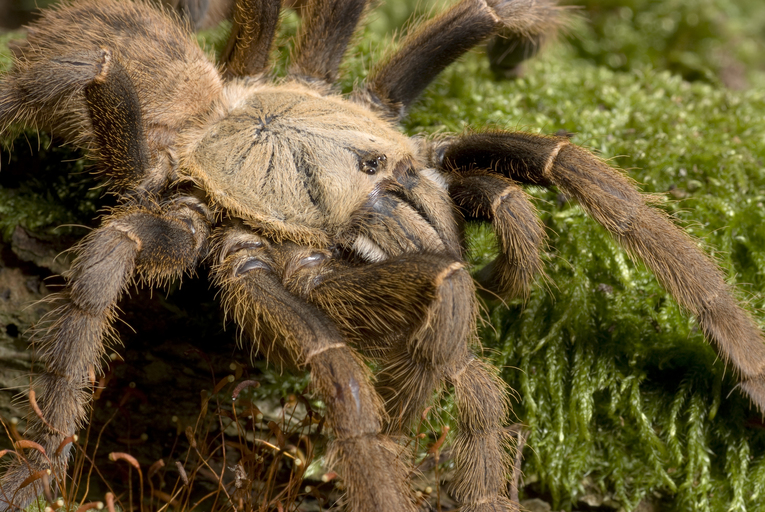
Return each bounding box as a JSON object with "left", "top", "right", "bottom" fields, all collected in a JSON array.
[
  {"left": 18, "top": 469, "right": 51, "bottom": 491},
  {"left": 56, "top": 434, "right": 79, "bottom": 457},
  {"left": 105, "top": 492, "right": 116, "bottom": 512}
]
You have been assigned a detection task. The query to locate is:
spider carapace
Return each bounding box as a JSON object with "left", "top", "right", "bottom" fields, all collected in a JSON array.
[{"left": 180, "top": 85, "right": 435, "bottom": 252}]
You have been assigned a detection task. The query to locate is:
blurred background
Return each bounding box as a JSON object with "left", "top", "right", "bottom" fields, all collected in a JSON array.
[{"left": 4, "top": 0, "right": 764, "bottom": 88}]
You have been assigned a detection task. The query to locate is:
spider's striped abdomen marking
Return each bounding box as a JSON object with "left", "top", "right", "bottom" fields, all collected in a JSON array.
[{"left": 180, "top": 84, "right": 418, "bottom": 247}]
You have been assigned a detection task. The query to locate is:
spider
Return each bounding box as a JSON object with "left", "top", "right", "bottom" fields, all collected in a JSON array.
[{"left": 1, "top": 0, "right": 764, "bottom": 510}]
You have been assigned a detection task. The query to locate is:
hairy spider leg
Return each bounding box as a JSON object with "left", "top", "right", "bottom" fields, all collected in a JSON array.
[
  {"left": 1, "top": 47, "right": 152, "bottom": 193},
  {"left": 0, "top": 0, "right": 222, "bottom": 181},
  {"left": 220, "top": 0, "right": 282, "bottom": 78},
  {"left": 83, "top": 51, "right": 151, "bottom": 191},
  {"left": 288, "top": 0, "right": 370, "bottom": 85},
  {"left": 0, "top": 42, "right": 212, "bottom": 510},
  {"left": 0, "top": 202, "right": 209, "bottom": 511},
  {"left": 449, "top": 357, "right": 518, "bottom": 512},
  {"left": 313, "top": 257, "right": 476, "bottom": 425},
  {"left": 293, "top": 253, "right": 517, "bottom": 511},
  {"left": 212, "top": 229, "right": 417, "bottom": 512},
  {"left": 357, "top": 0, "right": 561, "bottom": 121},
  {"left": 438, "top": 130, "right": 765, "bottom": 411},
  {"left": 0, "top": 48, "right": 112, "bottom": 145},
  {"left": 487, "top": 32, "right": 544, "bottom": 80},
  {"left": 451, "top": 172, "right": 546, "bottom": 299}
]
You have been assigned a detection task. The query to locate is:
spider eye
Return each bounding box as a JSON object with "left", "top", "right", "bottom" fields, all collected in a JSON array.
[{"left": 359, "top": 153, "right": 387, "bottom": 175}]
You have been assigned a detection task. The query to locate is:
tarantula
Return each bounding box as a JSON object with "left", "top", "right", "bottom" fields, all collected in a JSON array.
[{"left": 1, "top": 0, "right": 764, "bottom": 510}]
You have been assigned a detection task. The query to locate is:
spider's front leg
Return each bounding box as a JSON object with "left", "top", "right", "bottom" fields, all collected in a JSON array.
[
  {"left": 288, "top": 254, "right": 517, "bottom": 511},
  {"left": 451, "top": 171, "right": 546, "bottom": 299},
  {"left": 0, "top": 200, "right": 209, "bottom": 511},
  {"left": 436, "top": 131, "right": 765, "bottom": 409},
  {"left": 288, "top": 0, "right": 370, "bottom": 85},
  {"left": 222, "top": 0, "right": 371, "bottom": 84},
  {"left": 212, "top": 230, "right": 417, "bottom": 512}
]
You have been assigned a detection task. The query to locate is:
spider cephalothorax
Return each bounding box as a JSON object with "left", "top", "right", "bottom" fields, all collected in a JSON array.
[{"left": 1, "top": 0, "right": 765, "bottom": 511}]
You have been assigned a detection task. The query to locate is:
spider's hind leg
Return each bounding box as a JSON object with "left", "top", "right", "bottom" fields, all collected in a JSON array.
[
  {"left": 1, "top": 46, "right": 211, "bottom": 510},
  {"left": 220, "top": 0, "right": 282, "bottom": 78},
  {"left": 0, "top": 48, "right": 111, "bottom": 141},
  {"left": 0, "top": 0, "right": 222, "bottom": 168},
  {"left": 356, "top": 0, "right": 561, "bottom": 121},
  {"left": 1, "top": 47, "right": 151, "bottom": 192},
  {"left": 288, "top": 0, "right": 370, "bottom": 86},
  {"left": 437, "top": 130, "right": 765, "bottom": 410}
]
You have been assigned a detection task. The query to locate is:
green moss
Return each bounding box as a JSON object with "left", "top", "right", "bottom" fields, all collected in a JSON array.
[
  {"left": 0, "top": 132, "right": 102, "bottom": 239},
  {"left": 398, "top": 37, "right": 765, "bottom": 512}
]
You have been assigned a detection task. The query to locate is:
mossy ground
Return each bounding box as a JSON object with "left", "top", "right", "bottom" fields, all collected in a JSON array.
[
  {"left": 3, "top": 1, "right": 765, "bottom": 510},
  {"left": 406, "top": 32, "right": 765, "bottom": 512}
]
